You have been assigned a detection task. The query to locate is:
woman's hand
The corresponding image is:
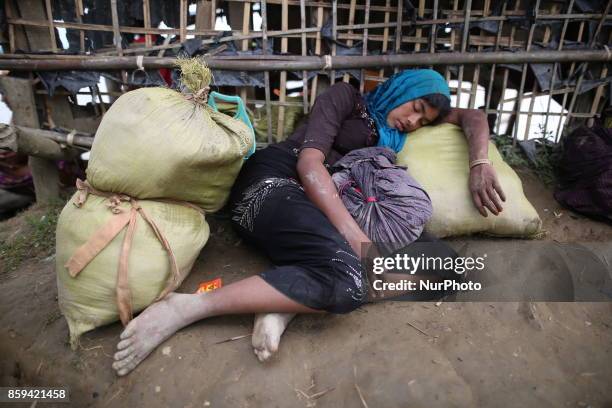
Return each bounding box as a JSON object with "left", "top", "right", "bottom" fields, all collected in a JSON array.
[
  {"left": 469, "top": 163, "right": 506, "bottom": 217},
  {"left": 443, "top": 108, "right": 506, "bottom": 217}
]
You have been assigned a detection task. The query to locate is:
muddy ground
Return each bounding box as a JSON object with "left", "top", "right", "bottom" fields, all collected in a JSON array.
[{"left": 1, "top": 169, "right": 611, "bottom": 408}]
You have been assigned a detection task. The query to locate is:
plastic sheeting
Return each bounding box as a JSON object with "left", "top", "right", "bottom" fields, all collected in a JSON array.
[{"left": 38, "top": 71, "right": 100, "bottom": 96}]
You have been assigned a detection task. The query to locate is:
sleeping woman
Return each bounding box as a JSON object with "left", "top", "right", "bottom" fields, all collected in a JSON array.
[{"left": 112, "top": 69, "right": 506, "bottom": 376}]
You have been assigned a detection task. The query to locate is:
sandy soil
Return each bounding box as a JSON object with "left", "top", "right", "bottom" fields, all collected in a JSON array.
[{"left": 1, "top": 170, "right": 611, "bottom": 408}]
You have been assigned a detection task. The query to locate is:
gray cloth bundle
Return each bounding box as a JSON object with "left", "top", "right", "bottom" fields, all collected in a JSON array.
[{"left": 331, "top": 146, "right": 433, "bottom": 254}]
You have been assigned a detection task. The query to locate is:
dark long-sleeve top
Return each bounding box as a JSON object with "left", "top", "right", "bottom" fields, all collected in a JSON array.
[{"left": 275, "top": 82, "right": 379, "bottom": 165}]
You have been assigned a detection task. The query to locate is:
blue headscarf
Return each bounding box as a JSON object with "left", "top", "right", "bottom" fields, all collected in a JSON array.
[{"left": 364, "top": 69, "right": 450, "bottom": 152}]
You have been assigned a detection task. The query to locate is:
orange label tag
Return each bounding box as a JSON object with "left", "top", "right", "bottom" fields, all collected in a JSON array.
[{"left": 196, "top": 278, "right": 222, "bottom": 294}]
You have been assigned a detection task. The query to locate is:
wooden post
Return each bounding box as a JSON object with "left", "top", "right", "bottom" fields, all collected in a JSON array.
[
  {"left": 0, "top": 77, "right": 60, "bottom": 203},
  {"left": 196, "top": 0, "right": 213, "bottom": 31}
]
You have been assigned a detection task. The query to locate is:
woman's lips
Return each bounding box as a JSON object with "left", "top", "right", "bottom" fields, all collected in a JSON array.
[{"left": 395, "top": 120, "right": 404, "bottom": 131}]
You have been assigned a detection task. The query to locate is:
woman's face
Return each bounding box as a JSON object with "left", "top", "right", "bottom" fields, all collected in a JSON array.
[{"left": 386, "top": 98, "right": 440, "bottom": 133}]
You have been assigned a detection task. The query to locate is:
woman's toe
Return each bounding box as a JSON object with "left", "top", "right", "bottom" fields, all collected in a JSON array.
[
  {"left": 114, "top": 345, "right": 134, "bottom": 361},
  {"left": 116, "top": 338, "right": 133, "bottom": 350}
]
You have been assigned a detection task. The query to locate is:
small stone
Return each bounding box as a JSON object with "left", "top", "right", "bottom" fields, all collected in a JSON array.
[
  {"left": 162, "top": 346, "right": 172, "bottom": 356},
  {"left": 585, "top": 321, "right": 592, "bottom": 327},
  {"left": 155, "top": 386, "right": 161, "bottom": 393},
  {"left": 204, "top": 402, "right": 211, "bottom": 407}
]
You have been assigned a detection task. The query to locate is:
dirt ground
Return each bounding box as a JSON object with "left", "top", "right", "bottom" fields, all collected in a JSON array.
[{"left": 1, "top": 170, "right": 611, "bottom": 408}]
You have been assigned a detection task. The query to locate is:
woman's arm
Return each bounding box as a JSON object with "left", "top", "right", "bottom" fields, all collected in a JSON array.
[
  {"left": 443, "top": 107, "right": 506, "bottom": 217},
  {"left": 297, "top": 148, "right": 371, "bottom": 256}
]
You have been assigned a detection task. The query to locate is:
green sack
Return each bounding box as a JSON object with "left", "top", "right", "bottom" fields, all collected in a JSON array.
[
  {"left": 253, "top": 97, "right": 305, "bottom": 143},
  {"left": 56, "top": 192, "right": 209, "bottom": 349},
  {"left": 396, "top": 123, "right": 542, "bottom": 238},
  {"left": 86, "top": 62, "right": 253, "bottom": 212}
]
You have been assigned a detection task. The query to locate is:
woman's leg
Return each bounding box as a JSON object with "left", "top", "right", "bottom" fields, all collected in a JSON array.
[{"left": 112, "top": 275, "right": 320, "bottom": 376}]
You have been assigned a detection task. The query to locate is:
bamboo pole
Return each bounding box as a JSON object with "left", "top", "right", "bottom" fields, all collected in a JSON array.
[
  {"left": 310, "top": 5, "right": 323, "bottom": 107},
  {"left": 180, "top": 0, "right": 187, "bottom": 43},
  {"left": 414, "top": 0, "right": 425, "bottom": 53},
  {"left": 495, "top": 0, "right": 521, "bottom": 135},
  {"left": 469, "top": 0, "right": 489, "bottom": 109},
  {"left": 456, "top": 0, "right": 472, "bottom": 107},
  {"left": 1, "top": 50, "right": 610, "bottom": 71},
  {"left": 359, "top": 0, "right": 370, "bottom": 93},
  {"left": 14, "top": 125, "right": 93, "bottom": 148},
  {"left": 75, "top": 0, "right": 85, "bottom": 52},
  {"left": 485, "top": 1, "right": 506, "bottom": 120},
  {"left": 343, "top": 0, "right": 356, "bottom": 83},
  {"left": 429, "top": 0, "right": 438, "bottom": 59},
  {"left": 261, "top": 0, "right": 273, "bottom": 144},
  {"left": 143, "top": 0, "right": 152, "bottom": 48},
  {"left": 300, "top": 0, "right": 309, "bottom": 114},
  {"left": 240, "top": 1, "right": 251, "bottom": 105},
  {"left": 543, "top": 0, "right": 574, "bottom": 140},
  {"left": 379, "top": 0, "right": 390, "bottom": 79},
  {"left": 555, "top": 21, "right": 585, "bottom": 140},
  {"left": 277, "top": 0, "right": 289, "bottom": 140},
  {"left": 5, "top": 0, "right": 20, "bottom": 54},
  {"left": 394, "top": 0, "right": 403, "bottom": 74},
  {"left": 512, "top": 0, "right": 540, "bottom": 144},
  {"left": 524, "top": 3, "right": 556, "bottom": 139},
  {"left": 330, "top": 0, "right": 337, "bottom": 84},
  {"left": 110, "top": 0, "right": 123, "bottom": 56},
  {"left": 44, "top": 0, "right": 58, "bottom": 52},
  {"left": 445, "top": 0, "right": 459, "bottom": 82},
  {"left": 0, "top": 125, "right": 82, "bottom": 160}
]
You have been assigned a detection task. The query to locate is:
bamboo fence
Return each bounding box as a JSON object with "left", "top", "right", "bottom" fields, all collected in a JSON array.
[{"left": 2, "top": 0, "right": 611, "bottom": 144}]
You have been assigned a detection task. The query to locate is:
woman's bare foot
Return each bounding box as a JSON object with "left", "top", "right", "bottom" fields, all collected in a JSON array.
[
  {"left": 252, "top": 313, "right": 295, "bottom": 362},
  {"left": 112, "top": 292, "right": 207, "bottom": 376}
]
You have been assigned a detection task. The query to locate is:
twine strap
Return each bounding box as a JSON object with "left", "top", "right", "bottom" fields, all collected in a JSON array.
[{"left": 65, "top": 179, "right": 204, "bottom": 326}]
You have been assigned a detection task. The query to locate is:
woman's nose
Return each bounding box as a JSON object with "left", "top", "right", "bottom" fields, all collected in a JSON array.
[{"left": 405, "top": 114, "right": 419, "bottom": 131}]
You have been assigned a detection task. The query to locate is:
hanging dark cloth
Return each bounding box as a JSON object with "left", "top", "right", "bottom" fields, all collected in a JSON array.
[{"left": 554, "top": 126, "right": 612, "bottom": 223}]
